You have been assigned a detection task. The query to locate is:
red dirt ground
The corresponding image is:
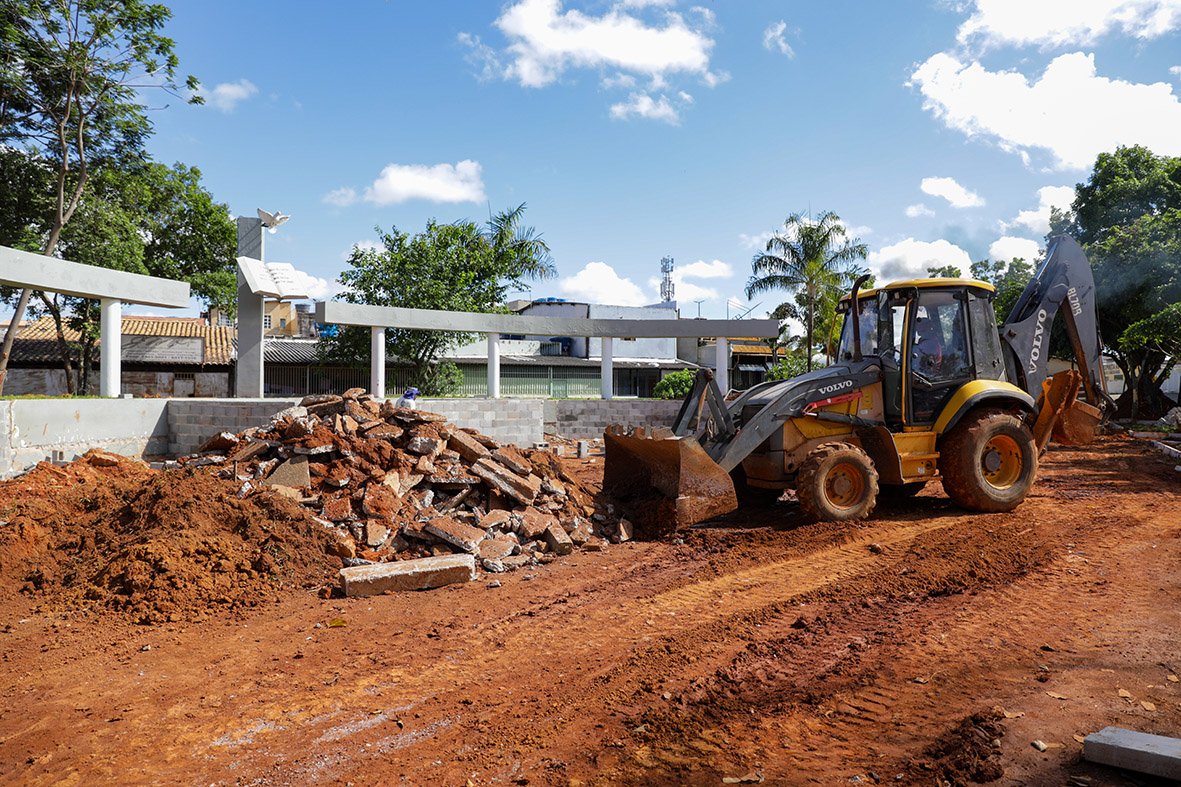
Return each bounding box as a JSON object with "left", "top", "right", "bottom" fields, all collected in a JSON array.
[{"left": 0, "top": 436, "right": 1178, "bottom": 786}]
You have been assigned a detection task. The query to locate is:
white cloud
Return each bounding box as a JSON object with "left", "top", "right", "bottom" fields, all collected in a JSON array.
[
  {"left": 921, "top": 176, "right": 986, "bottom": 208},
  {"left": 621, "top": 0, "right": 676, "bottom": 6},
  {"left": 609, "top": 92, "right": 682, "bottom": 123},
  {"left": 701, "top": 70, "right": 730, "bottom": 88},
  {"left": 559, "top": 262, "right": 650, "bottom": 306},
  {"left": 956, "top": 0, "right": 1181, "bottom": 49},
  {"left": 738, "top": 231, "right": 774, "bottom": 250},
  {"left": 911, "top": 51, "right": 1181, "bottom": 170},
  {"left": 601, "top": 72, "right": 637, "bottom": 89},
  {"left": 988, "top": 235, "right": 1042, "bottom": 262},
  {"left": 846, "top": 224, "right": 873, "bottom": 238},
  {"left": 1007, "top": 185, "right": 1076, "bottom": 235},
  {"left": 289, "top": 270, "right": 343, "bottom": 301},
  {"left": 491, "top": 0, "right": 713, "bottom": 88},
  {"left": 868, "top": 238, "right": 973, "bottom": 282},
  {"left": 363, "top": 160, "right": 486, "bottom": 205},
  {"left": 323, "top": 187, "right": 359, "bottom": 207},
  {"left": 457, "top": 32, "right": 504, "bottom": 81},
  {"left": 906, "top": 203, "right": 936, "bottom": 218},
  {"left": 200, "top": 79, "right": 258, "bottom": 113},
  {"left": 1171, "top": 65, "right": 1181, "bottom": 78},
  {"left": 762, "top": 21, "right": 795, "bottom": 58},
  {"left": 649, "top": 275, "right": 718, "bottom": 301},
  {"left": 679, "top": 259, "right": 732, "bottom": 279}
]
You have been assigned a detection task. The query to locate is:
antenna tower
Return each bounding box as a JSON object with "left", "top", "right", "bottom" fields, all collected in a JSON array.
[{"left": 660, "top": 256, "right": 675, "bottom": 302}]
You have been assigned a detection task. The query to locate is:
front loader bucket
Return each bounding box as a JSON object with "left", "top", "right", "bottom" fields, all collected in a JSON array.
[
  {"left": 1052, "top": 399, "right": 1103, "bottom": 446},
  {"left": 1032, "top": 370, "right": 1105, "bottom": 451},
  {"left": 603, "top": 424, "right": 737, "bottom": 534}
]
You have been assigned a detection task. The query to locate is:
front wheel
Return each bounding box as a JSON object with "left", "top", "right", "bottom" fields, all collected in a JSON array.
[
  {"left": 940, "top": 409, "right": 1037, "bottom": 512},
  {"left": 796, "top": 442, "right": 879, "bottom": 523}
]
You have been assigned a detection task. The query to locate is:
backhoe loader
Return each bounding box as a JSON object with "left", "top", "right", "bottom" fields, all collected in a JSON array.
[{"left": 604, "top": 235, "right": 1115, "bottom": 528}]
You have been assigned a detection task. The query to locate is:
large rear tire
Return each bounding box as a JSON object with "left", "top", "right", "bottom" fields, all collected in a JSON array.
[
  {"left": 939, "top": 408, "right": 1037, "bottom": 512},
  {"left": 797, "top": 442, "right": 879, "bottom": 523}
]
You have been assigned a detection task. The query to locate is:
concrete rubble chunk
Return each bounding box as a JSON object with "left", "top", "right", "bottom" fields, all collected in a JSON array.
[
  {"left": 264, "top": 456, "right": 310, "bottom": 489},
  {"left": 478, "top": 538, "right": 515, "bottom": 561},
  {"left": 1084, "top": 726, "right": 1181, "bottom": 780},
  {"left": 544, "top": 522, "right": 574, "bottom": 555},
  {"left": 299, "top": 394, "right": 341, "bottom": 407},
  {"left": 424, "top": 515, "right": 487, "bottom": 553},
  {"left": 492, "top": 446, "right": 532, "bottom": 475},
  {"left": 407, "top": 436, "right": 441, "bottom": 456},
  {"left": 199, "top": 431, "right": 240, "bottom": 453},
  {"left": 480, "top": 509, "right": 513, "bottom": 529},
  {"left": 470, "top": 458, "right": 539, "bottom": 506},
  {"left": 365, "top": 521, "right": 390, "bottom": 548},
  {"left": 568, "top": 518, "right": 593, "bottom": 545},
  {"left": 293, "top": 443, "right": 336, "bottom": 456},
  {"left": 447, "top": 429, "right": 491, "bottom": 462},
  {"left": 612, "top": 518, "right": 634, "bottom": 544},
  {"left": 322, "top": 496, "right": 353, "bottom": 522},
  {"left": 229, "top": 440, "right": 270, "bottom": 463},
  {"left": 519, "top": 508, "right": 557, "bottom": 540},
  {"left": 340, "top": 554, "right": 477, "bottom": 595},
  {"left": 342, "top": 387, "right": 366, "bottom": 400}
]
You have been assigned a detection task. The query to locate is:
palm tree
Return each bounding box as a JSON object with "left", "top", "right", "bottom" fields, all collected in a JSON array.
[
  {"left": 485, "top": 203, "right": 556, "bottom": 283},
  {"left": 746, "top": 211, "right": 868, "bottom": 372}
]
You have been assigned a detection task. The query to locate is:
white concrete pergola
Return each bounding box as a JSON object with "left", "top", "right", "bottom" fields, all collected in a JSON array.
[
  {"left": 0, "top": 244, "right": 190, "bottom": 397},
  {"left": 314, "top": 301, "right": 780, "bottom": 399}
]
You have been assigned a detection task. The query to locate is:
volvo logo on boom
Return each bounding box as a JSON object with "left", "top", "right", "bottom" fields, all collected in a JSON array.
[
  {"left": 1028, "top": 308, "right": 1048, "bottom": 373},
  {"left": 817, "top": 380, "right": 853, "bottom": 395}
]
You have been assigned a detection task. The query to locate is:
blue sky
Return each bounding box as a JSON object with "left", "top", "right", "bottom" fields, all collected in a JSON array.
[{"left": 133, "top": 0, "right": 1181, "bottom": 321}]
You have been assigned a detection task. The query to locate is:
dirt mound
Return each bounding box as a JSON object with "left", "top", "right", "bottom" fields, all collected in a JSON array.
[
  {"left": 910, "top": 709, "right": 1007, "bottom": 784},
  {"left": 0, "top": 456, "right": 338, "bottom": 623}
]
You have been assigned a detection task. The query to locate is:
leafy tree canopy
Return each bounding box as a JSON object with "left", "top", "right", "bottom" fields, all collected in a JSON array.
[
  {"left": 319, "top": 204, "right": 555, "bottom": 396},
  {"left": 653, "top": 368, "right": 695, "bottom": 400}
]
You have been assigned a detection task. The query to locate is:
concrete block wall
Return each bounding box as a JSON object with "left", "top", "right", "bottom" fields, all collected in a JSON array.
[
  {"left": 418, "top": 398, "right": 545, "bottom": 447},
  {"left": 167, "top": 398, "right": 300, "bottom": 456},
  {"left": 551, "top": 399, "right": 682, "bottom": 440}
]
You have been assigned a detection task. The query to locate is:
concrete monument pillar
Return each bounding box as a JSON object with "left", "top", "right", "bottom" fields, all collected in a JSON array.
[
  {"left": 370, "top": 327, "right": 386, "bottom": 398},
  {"left": 600, "top": 336, "right": 613, "bottom": 400},
  {"left": 235, "top": 216, "right": 265, "bottom": 398},
  {"left": 99, "top": 298, "right": 121, "bottom": 397},
  {"left": 487, "top": 332, "right": 500, "bottom": 398}
]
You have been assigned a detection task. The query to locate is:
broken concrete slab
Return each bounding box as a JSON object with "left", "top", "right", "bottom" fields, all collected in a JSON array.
[
  {"left": 322, "top": 496, "right": 353, "bottom": 522},
  {"left": 492, "top": 446, "right": 532, "bottom": 475},
  {"left": 519, "top": 508, "right": 557, "bottom": 540},
  {"left": 365, "top": 521, "right": 390, "bottom": 548},
  {"left": 480, "top": 509, "right": 513, "bottom": 529},
  {"left": 478, "top": 538, "right": 515, "bottom": 561},
  {"left": 340, "top": 554, "right": 477, "bottom": 595},
  {"left": 448, "top": 429, "right": 491, "bottom": 463},
  {"left": 544, "top": 522, "right": 573, "bottom": 556},
  {"left": 424, "top": 516, "right": 486, "bottom": 553},
  {"left": 199, "top": 431, "right": 240, "bottom": 453},
  {"left": 1084, "top": 726, "right": 1181, "bottom": 780},
  {"left": 470, "top": 458, "right": 539, "bottom": 506},
  {"left": 406, "top": 436, "right": 441, "bottom": 455},
  {"left": 264, "top": 455, "right": 310, "bottom": 489}
]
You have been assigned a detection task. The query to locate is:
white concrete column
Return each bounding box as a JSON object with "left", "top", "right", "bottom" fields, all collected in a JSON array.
[
  {"left": 487, "top": 332, "right": 501, "bottom": 398},
  {"left": 370, "top": 326, "right": 386, "bottom": 398},
  {"left": 99, "top": 298, "right": 121, "bottom": 397},
  {"left": 235, "top": 216, "right": 266, "bottom": 398},
  {"left": 600, "top": 336, "right": 613, "bottom": 400},
  {"left": 715, "top": 336, "right": 729, "bottom": 395}
]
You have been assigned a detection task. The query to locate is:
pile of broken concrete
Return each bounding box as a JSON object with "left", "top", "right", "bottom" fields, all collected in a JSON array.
[{"left": 170, "top": 389, "right": 630, "bottom": 596}]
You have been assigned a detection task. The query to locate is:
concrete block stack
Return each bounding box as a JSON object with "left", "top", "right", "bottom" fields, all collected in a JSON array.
[{"left": 169, "top": 389, "right": 621, "bottom": 596}]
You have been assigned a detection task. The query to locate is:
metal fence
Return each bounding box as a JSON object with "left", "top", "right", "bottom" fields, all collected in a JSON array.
[{"left": 264, "top": 363, "right": 627, "bottom": 398}]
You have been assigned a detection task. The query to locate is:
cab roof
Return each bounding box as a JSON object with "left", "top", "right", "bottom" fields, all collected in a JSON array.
[{"left": 838, "top": 278, "right": 995, "bottom": 304}]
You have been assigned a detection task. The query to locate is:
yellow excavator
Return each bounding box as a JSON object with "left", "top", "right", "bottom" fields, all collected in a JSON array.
[{"left": 604, "top": 235, "right": 1114, "bottom": 529}]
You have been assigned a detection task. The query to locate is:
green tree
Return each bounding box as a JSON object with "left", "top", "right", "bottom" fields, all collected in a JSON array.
[
  {"left": 0, "top": 0, "right": 201, "bottom": 394},
  {"left": 927, "top": 264, "right": 962, "bottom": 278},
  {"left": 746, "top": 211, "right": 868, "bottom": 372},
  {"left": 766, "top": 352, "right": 808, "bottom": 381},
  {"left": 653, "top": 368, "right": 695, "bottom": 400},
  {"left": 0, "top": 151, "right": 234, "bottom": 393},
  {"left": 1055, "top": 146, "right": 1181, "bottom": 416},
  {"left": 319, "top": 205, "right": 556, "bottom": 396},
  {"left": 970, "top": 257, "right": 1035, "bottom": 323}
]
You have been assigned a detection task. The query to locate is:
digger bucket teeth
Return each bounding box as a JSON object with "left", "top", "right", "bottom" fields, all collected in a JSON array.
[
  {"left": 603, "top": 424, "right": 737, "bottom": 532},
  {"left": 1052, "top": 399, "right": 1103, "bottom": 446}
]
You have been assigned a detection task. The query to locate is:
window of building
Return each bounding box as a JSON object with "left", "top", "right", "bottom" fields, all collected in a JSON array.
[
  {"left": 263, "top": 315, "right": 272, "bottom": 329},
  {"left": 279, "top": 317, "right": 287, "bottom": 330}
]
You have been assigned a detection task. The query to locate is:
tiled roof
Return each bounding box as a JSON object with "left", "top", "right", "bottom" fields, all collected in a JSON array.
[
  {"left": 11, "top": 316, "right": 235, "bottom": 365},
  {"left": 266, "top": 338, "right": 319, "bottom": 364},
  {"left": 731, "top": 344, "right": 779, "bottom": 355}
]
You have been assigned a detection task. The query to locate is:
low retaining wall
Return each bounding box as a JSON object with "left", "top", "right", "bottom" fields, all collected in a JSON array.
[
  {"left": 551, "top": 399, "right": 682, "bottom": 440},
  {"left": 0, "top": 396, "right": 678, "bottom": 478},
  {"left": 0, "top": 398, "right": 170, "bottom": 478}
]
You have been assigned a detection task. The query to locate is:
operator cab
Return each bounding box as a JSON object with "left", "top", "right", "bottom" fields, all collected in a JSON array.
[{"left": 835, "top": 279, "right": 1005, "bottom": 428}]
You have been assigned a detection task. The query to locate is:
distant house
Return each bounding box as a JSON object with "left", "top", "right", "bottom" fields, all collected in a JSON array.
[{"left": 7, "top": 316, "right": 234, "bottom": 396}]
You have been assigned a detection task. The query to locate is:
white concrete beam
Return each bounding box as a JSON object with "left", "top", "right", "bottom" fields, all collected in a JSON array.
[
  {"left": 487, "top": 333, "right": 501, "bottom": 398},
  {"left": 0, "top": 245, "right": 189, "bottom": 307},
  {"left": 316, "top": 301, "right": 777, "bottom": 340},
  {"left": 601, "top": 337, "right": 613, "bottom": 400},
  {"left": 99, "top": 298, "right": 121, "bottom": 397},
  {"left": 716, "top": 336, "right": 729, "bottom": 395},
  {"left": 370, "top": 327, "right": 386, "bottom": 398}
]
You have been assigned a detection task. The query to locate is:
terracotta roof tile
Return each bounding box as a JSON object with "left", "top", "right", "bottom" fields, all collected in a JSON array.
[{"left": 12, "top": 316, "right": 235, "bottom": 366}]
